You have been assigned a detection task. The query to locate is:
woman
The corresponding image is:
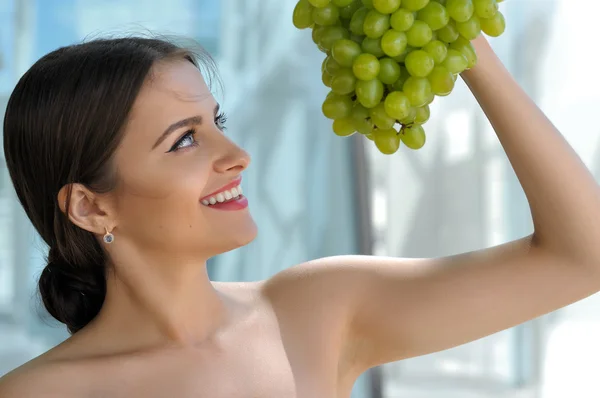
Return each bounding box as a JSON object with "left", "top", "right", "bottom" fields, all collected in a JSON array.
[{"left": 0, "top": 33, "right": 599, "bottom": 397}]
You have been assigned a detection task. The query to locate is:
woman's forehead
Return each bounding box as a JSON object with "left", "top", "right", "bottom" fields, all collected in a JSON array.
[
  {"left": 134, "top": 60, "right": 215, "bottom": 114},
  {"left": 127, "top": 60, "right": 216, "bottom": 126},
  {"left": 120, "top": 60, "right": 217, "bottom": 151}
]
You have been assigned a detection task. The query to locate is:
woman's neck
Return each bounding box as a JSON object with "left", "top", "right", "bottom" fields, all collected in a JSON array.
[{"left": 85, "top": 254, "right": 229, "bottom": 353}]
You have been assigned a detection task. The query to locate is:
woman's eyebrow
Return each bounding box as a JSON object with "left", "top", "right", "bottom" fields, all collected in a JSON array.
[{"left": 152, "top": 115, "right": 203, "bottom": 149}]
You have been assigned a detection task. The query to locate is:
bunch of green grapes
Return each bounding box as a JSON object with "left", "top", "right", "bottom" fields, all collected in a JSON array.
[{"left": 293, "top": 0, "right": 506, "bottom": 155}]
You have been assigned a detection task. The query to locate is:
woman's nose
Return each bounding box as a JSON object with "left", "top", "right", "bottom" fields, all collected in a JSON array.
[{"left": 213, "top": 136, "right": 251, "bottom": 174}]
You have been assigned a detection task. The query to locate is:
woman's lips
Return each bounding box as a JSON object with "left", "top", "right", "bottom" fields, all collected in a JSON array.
[{"left": 200, "top": 177, "right": 247, "bottom": 210}]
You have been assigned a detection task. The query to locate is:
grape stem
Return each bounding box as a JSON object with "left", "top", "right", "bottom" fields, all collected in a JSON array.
[{"left": 398, "top": 123, "right": 411, "bottom": 134}]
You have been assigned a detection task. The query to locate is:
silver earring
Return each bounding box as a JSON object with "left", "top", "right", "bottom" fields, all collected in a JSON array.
[{"left": 103, "top": 228, "right": 114, "bottom": 244}]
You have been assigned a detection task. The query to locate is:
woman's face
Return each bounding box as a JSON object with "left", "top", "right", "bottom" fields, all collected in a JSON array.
[{"left": 109, "top": 59, "right": 256, "bottom": 261}]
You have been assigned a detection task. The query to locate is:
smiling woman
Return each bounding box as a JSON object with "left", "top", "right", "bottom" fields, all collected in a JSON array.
[
  {"left": 2, "top": 37, "right": 253, "bottom": 336},
  {"left": 3, "top": 25, "right": 600, "bottom": 398},
  {"left": 0, "top": 37, "right": 274, "bottom": 397}
]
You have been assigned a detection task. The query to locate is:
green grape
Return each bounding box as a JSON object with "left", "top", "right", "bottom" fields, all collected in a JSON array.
[
  {"left": 390, "top": 8, "right": 415, "bottom": 31},
  {"left": 436, "top": 21, "right": 459, "bottom": 43},
  {"left": 424, "top": 91, "right": 435, "bottom": 105},
  {"left": 352, "top": 102, "right": 370, "bottom": 121},
  {"left": 392, "top": 46, "right": 414, "bottom": 63},
  {"left": 455, "top": 15, "right": 481, "bottom": 40},
  {"left": 370, "top": 102, "right": 396, "bottom": 129},
  {"left": 390, "top": 78, "right": 406, "bottom": 92},
  {"left": 351, "top": 33, "right": 365, "bottom": 44},
  {"left": 403, "top": 76, "right": 433, "bottom": 107},
  {"left": 352, "top": 103, "right": 376, "bottom": 134},
  {"left": 298, "top": 0, "right": 508, "bottom": 150},
  {"left": 373, "top": 128, "right": 401, "bottom": 154},
  {"left": 423, "top": 40, "right": 448, "bottom": 64},
  {"left": 417, "top": 2, "right": 450, "bottom": 31},
  {"left": 293, "top": 0, "right": 314, "bottom": 29},
  {"left": 399, "top": 106, "right": 417, "bottom": 124},
  {"left": 474, "top": 0, "right": 498, "bottom": 19},
  {"left": 332, "top": 118, "right": 357, "bottom": 136},
  {"left": 331, "top": 68, "right": 357, "bottom": 94},
  {"left": 384, "top": 91, "right": 412, "bottom": 120},
  {"left": 442, "top": 48, "right": 469, "bottom": 73},
  {"left": 312, "top": 25, "right": 327, "bottom": 44},
  {"left": 428, "top": 65, "right": 454, "bottom": 95},
  {"left": 333, "top": 0, "right": 355, "bottom": 6},
  {"left": 402, "top": 0, "right": 430, "bottom": 11},
  {"left": 378, "top": 57, "right": 402, "bottom": 84},
  {"left": 446, "top": 0, "right": 474, "bottom": 22},
  {"left": 356, "top": 122, "right": 375, "bottom": 136},
  {"left": 355, "top": 78, "right": 385, "bottom": 108},
  {"left": 361, "top": 37, "right": 386, "bottom": 57},
  {"left": 391, "top": 65, "right": 409, "bottom": 90},
  {"left": 381, "top": 29, "right": 408, "bottom": 57},
  {"left": 319, "top": 26, "right": 351, "bottom": 50},
  {"left": 332, "top": 39, "right": 363, "bottom": 66},
  {"left": 322, "top": 93, "right": 353, "bottom": 119},
  {"left": 452, "top": 35, "right": 470, "bottom": 47},
  {"left": 312, "top": 4, "right": 340, "bottom": 25},
  {"left": 322, "top": 70, "right": 334, "bottom": 87},
  {"left": 309, "top": 0, "right": 331, "bottom": 6},
  {"left": 401, "top": 124, "right": 426, "bottom": 149},
  {"left": 372, "top": 0, "right": 402, "bottom": 14},
  {"left": 415, "top": 105, "right": 430, "bottom": 124},
  {"left": 406, "top": 20, "right": 433, "bottom": 47},
  {"left": 324, "top": 55, "right": 343, "bottom": 74},
  {"left": 340, "top": 0, "right": 362, "bottom": 18},
  {"left": 353, "top": 53, "right": 381, "bottom": 80},
  {"left": 404, "top": 50, "right": 435, "bottom": 77},
  {"left": 481, "top": 11, "right": 505, "bottom": 37},
  {"left": 350, "top": 8, "right": 369, "bottom": 35},
  {"left": 450, "top": 37, "right": 477, "bottom": 68},
  {"left": 363, "top": 10, "right": 391, "bottom": 38}
]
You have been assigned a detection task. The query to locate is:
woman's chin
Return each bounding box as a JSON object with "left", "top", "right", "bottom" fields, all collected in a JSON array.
[
  {"left": 231, "top": 221, "right": 258, "bottom": 248},
  {"left": 209, "top": 220, "right": 258, "bottom": 255}
]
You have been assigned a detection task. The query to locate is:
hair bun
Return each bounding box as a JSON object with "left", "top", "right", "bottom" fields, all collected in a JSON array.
[{"left": 39, "top": 246, "right": 106, "bottom": 333}]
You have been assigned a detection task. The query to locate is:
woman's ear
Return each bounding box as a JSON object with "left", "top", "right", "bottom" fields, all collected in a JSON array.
[{"left": 57, "top": 183, "right": 116, "bottom": 235}]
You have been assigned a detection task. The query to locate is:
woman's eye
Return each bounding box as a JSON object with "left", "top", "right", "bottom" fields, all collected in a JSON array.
[
  {"left": 169, "top": 130, "right": 196, "bottom": 152},
  {"left": 215, "top": 112, "right": 228, "bottom": 131}
]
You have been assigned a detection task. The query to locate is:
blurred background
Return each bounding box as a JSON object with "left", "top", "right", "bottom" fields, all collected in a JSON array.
[{"left": 1, "top": 0, "right": 599, "bottom": 397}]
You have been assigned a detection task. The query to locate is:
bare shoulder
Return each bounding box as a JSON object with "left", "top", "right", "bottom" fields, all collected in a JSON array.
[
  {"left": 260, "top": 256, "right": 367, "bottom": 301},
  {"left": 0, "top": 348, "right": 74, "bottom": 398},
  {"left": 259, "top": 257, "right": 362, "bottom": 333},
  {"left": 212, "top": 279, "right": 266, "bottom": 307},
  {"left": 258, "top": 258, "right": 371, "bottom": 379},
  {"left": 214, "top": 257, "right": 361, "bottom": 314}
]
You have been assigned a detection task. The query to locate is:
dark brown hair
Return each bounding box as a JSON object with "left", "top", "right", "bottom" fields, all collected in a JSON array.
[{"left": 3, "top": 37, "right": 216, "bottom": 334}]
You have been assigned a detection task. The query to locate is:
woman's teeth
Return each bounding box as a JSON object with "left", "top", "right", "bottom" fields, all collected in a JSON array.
[{"left": 201, "top": 185, "right": 243, "bottom": 206}]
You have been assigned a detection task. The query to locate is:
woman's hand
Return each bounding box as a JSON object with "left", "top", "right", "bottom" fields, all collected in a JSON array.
[{"left": 461, "top": 34, "right": 499, "bottom": 82}]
